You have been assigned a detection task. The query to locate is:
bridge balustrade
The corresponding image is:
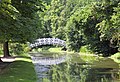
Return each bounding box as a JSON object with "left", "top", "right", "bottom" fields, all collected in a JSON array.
[{"left": 30, "top": 38, "right": 66, "bottom": 48}]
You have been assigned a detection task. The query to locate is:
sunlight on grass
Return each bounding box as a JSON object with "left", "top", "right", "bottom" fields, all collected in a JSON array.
[
  {"left": 0, "top": 54, "right": 37, "bottom": 82},
  {"left": 111, "top": 52, "right": 120, "bottom": 59},
  {"left": 15, "top": 58, "right": 32, "bottom": 62},
  {"left": 110, "top": 52, "right": 120, "bottom": 63},
  {"left": 48, "top": 47, "right": 62, "bottom": 52}
]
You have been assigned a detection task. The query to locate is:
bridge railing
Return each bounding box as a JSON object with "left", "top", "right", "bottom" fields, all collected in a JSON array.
[{"left": 30, "top": 38, "right": 66, "bottom": 48}]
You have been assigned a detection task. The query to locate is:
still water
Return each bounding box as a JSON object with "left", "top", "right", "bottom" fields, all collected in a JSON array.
[{"left": 30, "top": 52, "right": 120, "bottom": 82}]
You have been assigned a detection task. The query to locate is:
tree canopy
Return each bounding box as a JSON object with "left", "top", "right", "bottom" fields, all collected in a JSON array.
[
  {"left": 0, "top": 0, "right": 44, "bottom": 57},
  {"left": 41, "top": 0, "right": 120, "bottom": 56},
  {"left": 0, "top": 0, "right": 44, "bottom": 42},
  {"left": 0, "top": 0, "right": 119, "bottom": 57}
]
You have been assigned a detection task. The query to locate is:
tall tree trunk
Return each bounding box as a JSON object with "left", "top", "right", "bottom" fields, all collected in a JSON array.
[
  {"left": 3, "top": 41, "right": 11, "bottom": 57},
  {"left": 0, "top": 58, "right": 3, "bottom": 62}
]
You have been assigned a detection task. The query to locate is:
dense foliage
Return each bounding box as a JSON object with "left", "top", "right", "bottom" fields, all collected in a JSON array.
[
  {"left": 0, "top": 0, "right": 119, "bottom": 57},
  {"left": 41, "top": 0, "right": 120, "bottom": 56},
  {"left": 0, "top": 0, "right": 44, "bottom": 58}
]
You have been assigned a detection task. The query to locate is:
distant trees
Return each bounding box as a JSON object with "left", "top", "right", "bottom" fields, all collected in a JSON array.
[
  {"left": 0, "top": 0, "right": 119, "bottom": 58},
  {"left": 91, "top": 0, "right": 120, "bottom": 56},
  {"left": 66, "top": 0, "right": 119, "bottom": 56},
  {"left": 42, "top": 0, "right": 120, "bottom": 56}
]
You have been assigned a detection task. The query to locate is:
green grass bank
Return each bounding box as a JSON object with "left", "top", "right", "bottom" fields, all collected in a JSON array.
[{"left": 0, "top": 54, "right": 37, "bottom": 82}]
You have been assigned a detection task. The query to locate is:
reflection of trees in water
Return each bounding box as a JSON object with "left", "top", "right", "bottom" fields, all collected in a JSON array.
[
  {"left": 111, "top": 69, "right": 120, "bottom": 81},
  {"left": 43, "top": 62, "right": 120, "bottom": 82}
]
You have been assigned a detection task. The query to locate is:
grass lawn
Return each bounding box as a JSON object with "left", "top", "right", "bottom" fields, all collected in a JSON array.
[
  {"left": 110, "top": 52, "right": 120, "bottom": 63},
  {"left": 0, "top": 55, "right": 37, "bottom": 82}
]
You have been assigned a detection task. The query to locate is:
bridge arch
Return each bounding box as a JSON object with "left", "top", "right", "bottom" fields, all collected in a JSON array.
[{"left": 29, "top": 38, "right": 66, "bottom": 49}]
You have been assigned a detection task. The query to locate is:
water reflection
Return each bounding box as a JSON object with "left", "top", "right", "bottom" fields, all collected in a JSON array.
[
  {"left": 30, "top": 53, "right": 120, "bottom": 82},
  {"left": 41, "top": 63, "right": 120, "bottom": 82}
]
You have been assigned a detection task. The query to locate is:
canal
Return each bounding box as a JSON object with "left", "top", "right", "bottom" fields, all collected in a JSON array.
[{"left": 29, "top": 52, "right": 120, "bottom": 82}]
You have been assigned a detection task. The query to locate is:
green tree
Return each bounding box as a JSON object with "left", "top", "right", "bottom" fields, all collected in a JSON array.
[
  {"left": 38, "top": 0, "right": 119, "bottom": 56},
  {"left": 93, "top": 0, "right": 120, "bottom": 56},
  {"left": 65, "top": 0, "right": 119, "bottom": 56},
  {"left": 98, "top": 1, "right": 120, "bottom": 51},
  {"left": 0, "top": 0, "right": 44, "bottom": 61},
  {"left": 65, "top": 0, "right": 97, "bottom": 52}
]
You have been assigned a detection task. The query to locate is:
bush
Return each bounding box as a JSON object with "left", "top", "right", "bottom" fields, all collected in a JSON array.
[
  {"left": 10, "top": 43, "right": 29, "bottom": 55},
  {"left": 80, "top": 46, "right": 93, "bottom": 54}
]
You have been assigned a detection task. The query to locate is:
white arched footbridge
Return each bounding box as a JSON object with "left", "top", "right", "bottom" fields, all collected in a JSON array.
[{"left": 30, "top": 38, "right": 66, "bottom": 49}]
